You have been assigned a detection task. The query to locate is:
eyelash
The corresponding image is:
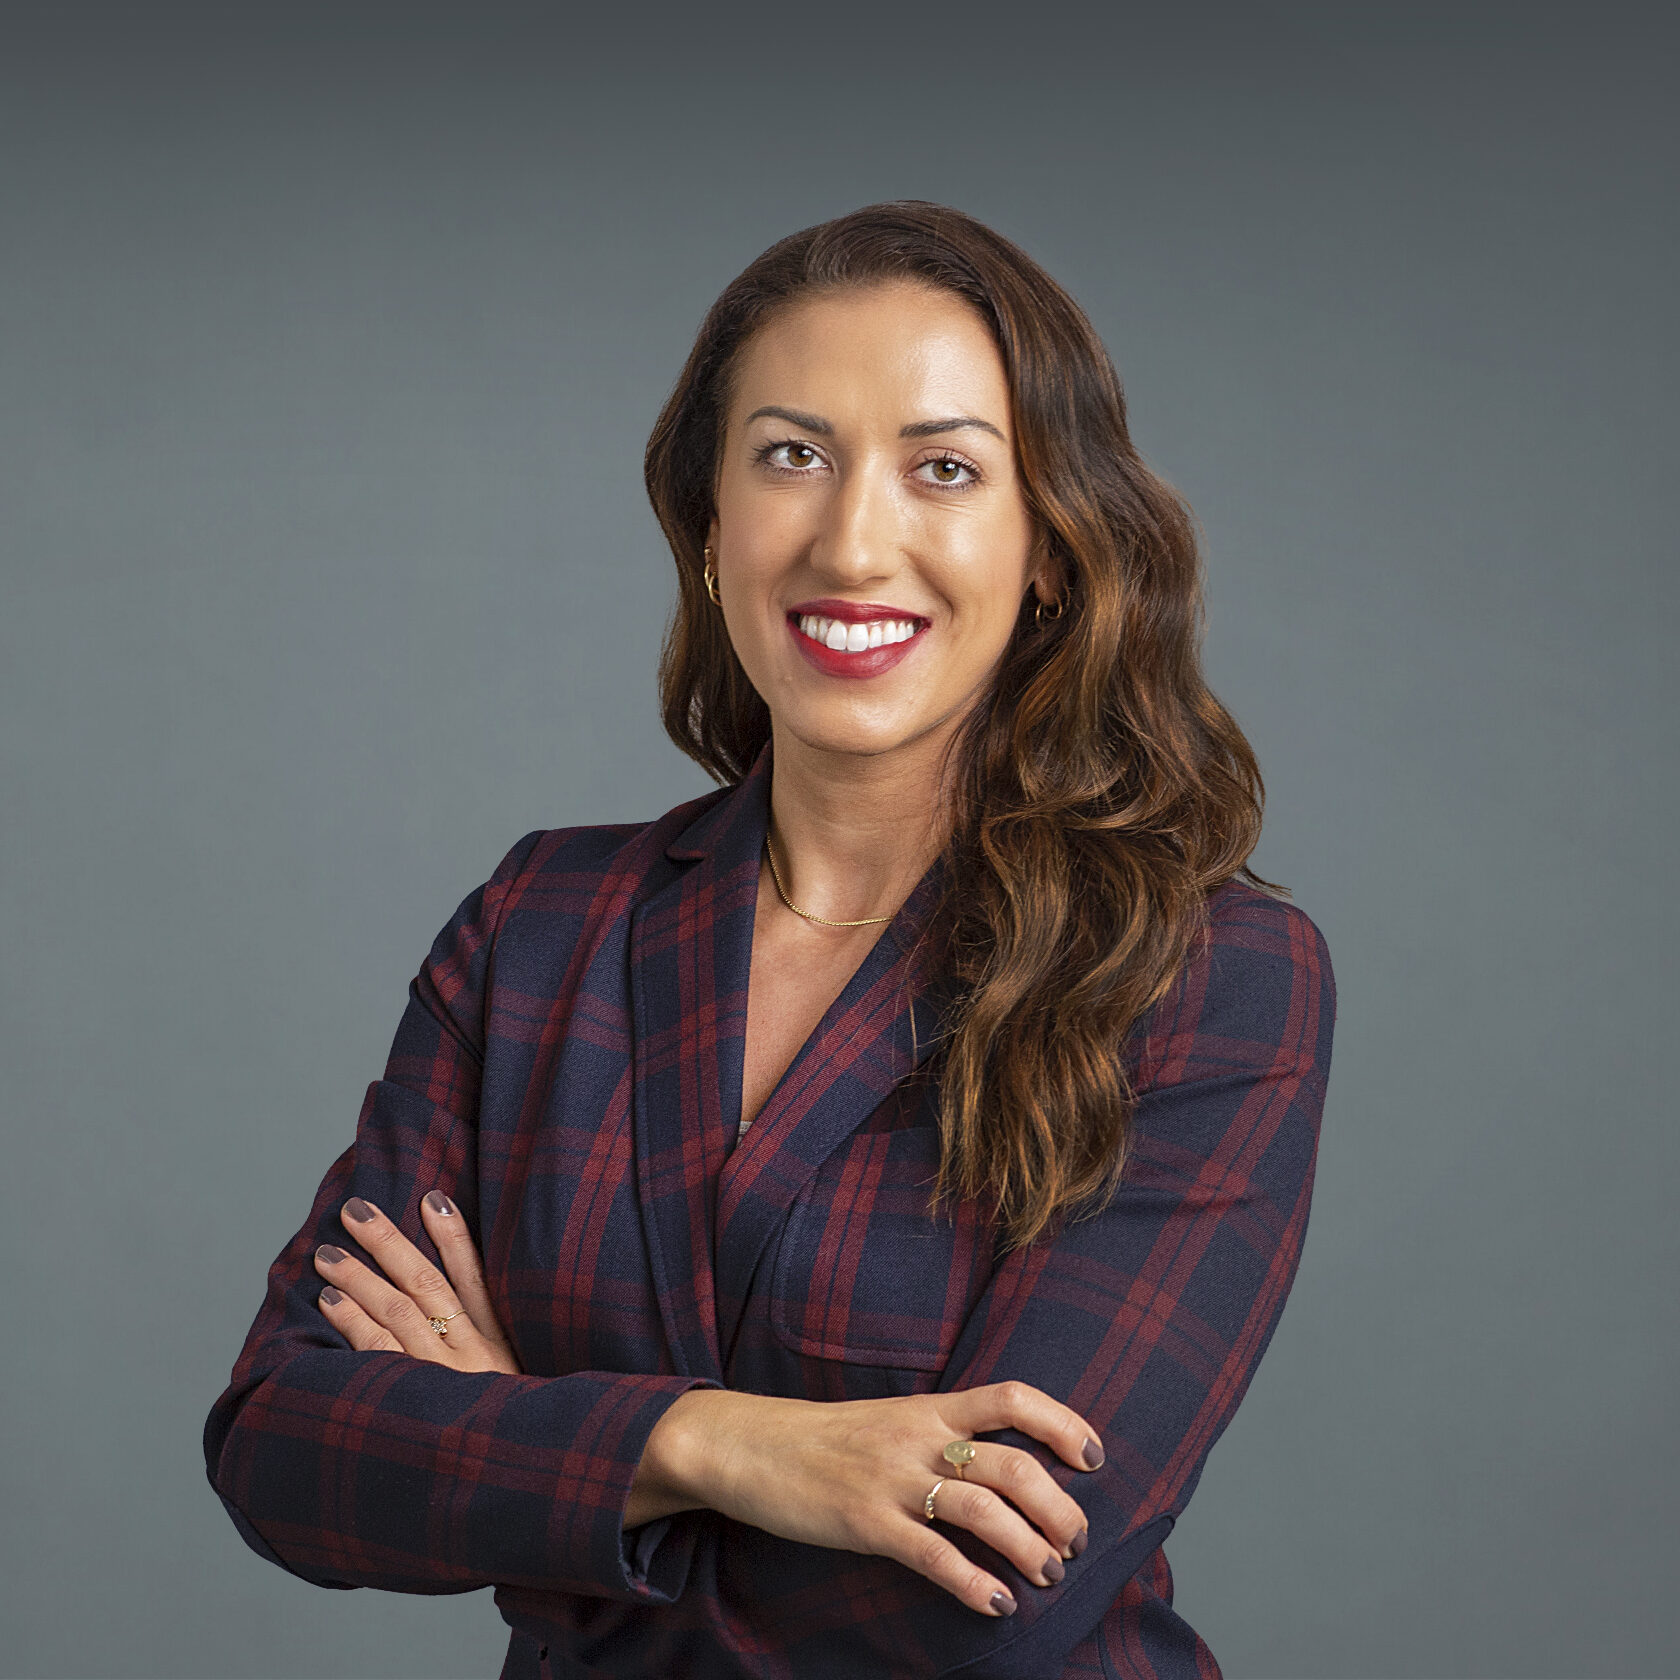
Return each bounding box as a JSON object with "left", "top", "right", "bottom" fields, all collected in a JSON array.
[{"left": 751, "top": 437, "right": 984, "bottom": 492}]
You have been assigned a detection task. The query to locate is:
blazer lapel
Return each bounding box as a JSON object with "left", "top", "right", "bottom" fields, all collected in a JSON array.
[
  {"left": 629, "top": 740, "right": 959, "bottom": 1379},
  {"left": 712, "top": 866, "right": 955, "bottom": 1368},
  {"left": 628, "top": 750, "right": 770, "bottom": 1381}
]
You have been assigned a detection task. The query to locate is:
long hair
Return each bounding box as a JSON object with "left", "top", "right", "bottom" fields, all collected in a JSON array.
[{"left": 644, "top": 201, "right": 1277, "bottom": 1250}]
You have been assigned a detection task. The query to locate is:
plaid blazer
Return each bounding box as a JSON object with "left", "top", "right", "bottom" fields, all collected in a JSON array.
[{"left": 204, "top": 746, "right": 1336, "bottom": 1679}]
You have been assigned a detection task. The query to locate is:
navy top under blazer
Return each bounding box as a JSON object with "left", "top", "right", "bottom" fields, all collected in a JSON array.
[{"left": 204, "top": 744, "right": 1337, "bottom": 1679}]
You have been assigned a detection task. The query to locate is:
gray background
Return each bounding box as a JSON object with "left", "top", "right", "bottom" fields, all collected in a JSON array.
[{"left": 3, "top": 3, "right": 1674, "bottom": 1675}]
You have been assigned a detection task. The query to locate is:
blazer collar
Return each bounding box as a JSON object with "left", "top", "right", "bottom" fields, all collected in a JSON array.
[
  {"left": 661, "top": 742, "right": 769, "bottom": 865},
  {"left": 629, "top": 742, "right": 954, "bottom": 1380}
]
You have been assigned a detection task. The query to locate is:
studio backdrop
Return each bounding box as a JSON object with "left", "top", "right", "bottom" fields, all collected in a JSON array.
[{"left": 2, "top": 4, "right": 1674, "bottom": 1677}]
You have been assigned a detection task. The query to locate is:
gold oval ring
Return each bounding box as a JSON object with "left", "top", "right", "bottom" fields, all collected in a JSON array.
[{"left": 942, "top": 1439, "right": 977, "bottom": 1478}]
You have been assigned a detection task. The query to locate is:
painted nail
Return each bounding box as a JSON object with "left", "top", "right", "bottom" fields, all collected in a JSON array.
[
  {"left": 1042, "top": 1554, "right": 1065, "bottom": 1584},
  {"left": 319, "top": 1285, "right": 343, "bottom": 1305},
  {"left": 1069, "top": 1527, "right": 1088, "bottom": 1557},
  {"left": 1081, "top": 1437, "right": 1105, "bottom": 1469},
  {"left": 344, "top": 1197, "right": 376, "bottom": 1223},
  {"left": 316, "top": 1244, "right": 346, "bottom": 1265},
  {"left": 989, "top": 1590, "right": 1017, "bottom": 1617},
  {"left": 424, "top": 1190, "right": 455, "bottom": 1216}
]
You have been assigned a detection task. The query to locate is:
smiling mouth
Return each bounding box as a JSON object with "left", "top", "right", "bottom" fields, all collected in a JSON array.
[{"left": 790, "top": 611, "right": 927, "bottom": 653}]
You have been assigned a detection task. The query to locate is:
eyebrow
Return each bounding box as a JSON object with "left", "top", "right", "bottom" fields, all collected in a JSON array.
[
  {"left": 899, "top": 415, "right": 1008, "bottom": 443},
  {"left": 744, "top": 404, "right": 1007, "bottom": 443}
]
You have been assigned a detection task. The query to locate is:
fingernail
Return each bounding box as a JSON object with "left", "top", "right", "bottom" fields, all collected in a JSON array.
[
  {"left": 1069, "top": 1527, "right": 1088, "bottom": 1557},
  {"left": 344, "top": 1197, "right": 376, "bottom": 1224},
  {"left": 316, "top": 1244, "right": 346, "bottom": 1265},
  {"left": 989, "top": 1590, "right": 1017, "bottom": 1617},
  {"left": 1081, "top": 1437, "right": 1104, "bottom": 1469},
  {"left": 319, "top": 1285, "right": 343, "bottom": 1305},
  {"left": 1042, "top": 1554, "right": 1065, "bottom": 1584},
  {"left": 424, "top": 1191, "right": 455, "bottom": 1216}
]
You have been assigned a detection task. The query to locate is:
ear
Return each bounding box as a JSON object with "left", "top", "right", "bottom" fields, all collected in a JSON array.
[
  {"left": 1029, "top": 529, "right": 1063, "bottom": 605},
  {"left": 704, "top": 516, "right": 720, "bottom": 553}
]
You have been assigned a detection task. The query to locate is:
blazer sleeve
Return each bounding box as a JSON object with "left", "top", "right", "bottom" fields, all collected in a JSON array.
[
  {"left": 928, "top": 889, "right": 1334, "bottom": 1677},
  {"left": 780, "top": 889, "right": 1335, "bottom": 1678},
  {"left": 201, "top": 832, "right": 716, "bottom": 1604}
]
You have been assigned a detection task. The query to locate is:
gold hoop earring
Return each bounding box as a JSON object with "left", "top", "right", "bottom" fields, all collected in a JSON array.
[
  {"left": 702, "top": 545, "right": 721, "bottom": 606},
  {"left": 1035, "top": 593, "right": 1065, "bottom": 627}
]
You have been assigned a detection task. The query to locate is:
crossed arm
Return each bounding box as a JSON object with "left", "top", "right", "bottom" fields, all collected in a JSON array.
[
  {"left": 308, "top": 1185, "right": 1102, "bottom": 1622},
  {"left": 205, "top": 852, "right": 1334, "bottom": 1674}
]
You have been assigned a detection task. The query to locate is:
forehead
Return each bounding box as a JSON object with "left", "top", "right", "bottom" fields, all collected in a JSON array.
[{"left": 727, "top": 281, "right": 1010, "bottom": 424}]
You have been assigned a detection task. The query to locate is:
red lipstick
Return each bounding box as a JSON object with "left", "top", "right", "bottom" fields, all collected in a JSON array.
[{"left": 786, "top": 600, "right": 929, "bottom": 681}]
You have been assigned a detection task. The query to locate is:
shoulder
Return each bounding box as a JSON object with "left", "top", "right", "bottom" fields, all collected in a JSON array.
[
  {"left": 1203, "top": 878, "right": 1336, "bottom": 1022},
  {"left": 475, "top": 783, "right": 733, "bottom": 933},
  {"left": 1130, "top": 878, "right": 1337, "bottom": 1097}
]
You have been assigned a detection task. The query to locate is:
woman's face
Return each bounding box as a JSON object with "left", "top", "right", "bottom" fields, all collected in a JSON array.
[{"left": 708, "top": 280, "right": 1048, "bottom": 769}]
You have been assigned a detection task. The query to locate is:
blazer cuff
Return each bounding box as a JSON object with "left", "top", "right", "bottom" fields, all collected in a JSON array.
[{"left": 577, "top": 1372, "right": 722, "bottom": 1603}]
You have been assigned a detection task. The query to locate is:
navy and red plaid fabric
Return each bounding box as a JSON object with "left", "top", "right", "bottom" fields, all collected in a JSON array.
[{"left": 205, "top": 746, "right": 1336, "bottom": 1678}]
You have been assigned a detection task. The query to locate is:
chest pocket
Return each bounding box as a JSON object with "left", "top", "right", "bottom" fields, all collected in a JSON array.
[{"left": 768, "top": 1097, "right": 994, "bottom": 1372}]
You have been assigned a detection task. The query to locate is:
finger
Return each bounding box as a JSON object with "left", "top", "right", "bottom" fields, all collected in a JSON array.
[
  {"left": 337, "top": 1196, "right": 469, "bottom": 1329},
  {"left": 420, "top": 1191, "right": 518, "bottom": 1360},
  {"left": 880, "top": 1512, "right": 1019, "bottom": 1619},
  {"left": 954, "top": 1444, "right": 1081, "bottom": 1572},
  {"left": 927, "top": 1468, "right": 1069, "bottom": 1589},
  {"left": 316, "top": 1282, "right": 403, "bottom": 1354},
  {"left": 948, "top": 1379, "right": 1105, "bottom": 1475},
  {"left": 313, "top": 1242, "right": 461, "bottom": 1361}
]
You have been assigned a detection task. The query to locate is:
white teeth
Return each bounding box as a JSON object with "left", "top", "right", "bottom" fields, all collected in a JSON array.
[{"left": 795, "top": 614, "right": 922, "bottom": 649}]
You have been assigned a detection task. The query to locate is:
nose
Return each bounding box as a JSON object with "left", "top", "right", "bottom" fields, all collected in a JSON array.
[{"left": 809, "top": 455, "right": 902, "bottom": 587}]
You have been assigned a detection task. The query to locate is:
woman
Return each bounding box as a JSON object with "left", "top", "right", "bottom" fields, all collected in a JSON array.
[{"left": 204, "top": 201, "right": 1336, "bottom": 1679}]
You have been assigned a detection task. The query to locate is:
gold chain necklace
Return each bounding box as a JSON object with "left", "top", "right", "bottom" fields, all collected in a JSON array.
[{"left": 763, "top": 831, "right": 896, "bottom": 928}]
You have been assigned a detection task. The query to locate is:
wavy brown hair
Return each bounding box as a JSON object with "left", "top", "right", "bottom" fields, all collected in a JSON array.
[{"left": 644, "top": 201, "right": 1278, "bottom": 1250}]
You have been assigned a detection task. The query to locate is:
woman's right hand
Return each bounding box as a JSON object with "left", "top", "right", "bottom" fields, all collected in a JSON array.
[{"left": 632, "top": 1383, "right": 1101, "bottom": 1618}]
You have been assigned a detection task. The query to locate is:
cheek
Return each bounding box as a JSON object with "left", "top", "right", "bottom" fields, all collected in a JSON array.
[
  {"left": 718, "top": 479, "right": 813, "bottom": 581},
  {"left": 931, "top": 525, "right": 1034, "bottom": 633}
]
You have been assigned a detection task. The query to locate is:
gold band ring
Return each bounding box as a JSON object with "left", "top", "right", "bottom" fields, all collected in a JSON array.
[
  {"left": 427, "top": 1311, "right": 467, "bottom": 1337},
  {"left": 925, "top": 1478, "right": 947, "bottom": 1521},
  {"left": 942, "top": 1440, "right": 977, "bottom": 1478}
]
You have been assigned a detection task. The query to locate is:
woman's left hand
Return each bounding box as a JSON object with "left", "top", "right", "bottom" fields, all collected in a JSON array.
[{"left": 311, "top": 1191, "right": 523, "bottom": 1375}]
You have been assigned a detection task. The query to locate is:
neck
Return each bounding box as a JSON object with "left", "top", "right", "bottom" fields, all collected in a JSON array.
[{"left": 764, "top": 719, "right": 956, "bottom": 927}]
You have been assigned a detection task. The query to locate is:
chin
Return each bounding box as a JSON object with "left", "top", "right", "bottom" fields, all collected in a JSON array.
[
  {"left": 781, "top": 719, "right": 910, "bottom": 761},
  {"left": 772, "top": 694, "right": 960, "bottom": 765}
]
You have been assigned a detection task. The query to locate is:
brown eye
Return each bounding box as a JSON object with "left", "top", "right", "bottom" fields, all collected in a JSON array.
[
  {"left": 921, "top": 455, "right": 977, "bottom": 487},
  {"left": 756, "top": 440, "right": 830, "bottom": 477}
]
